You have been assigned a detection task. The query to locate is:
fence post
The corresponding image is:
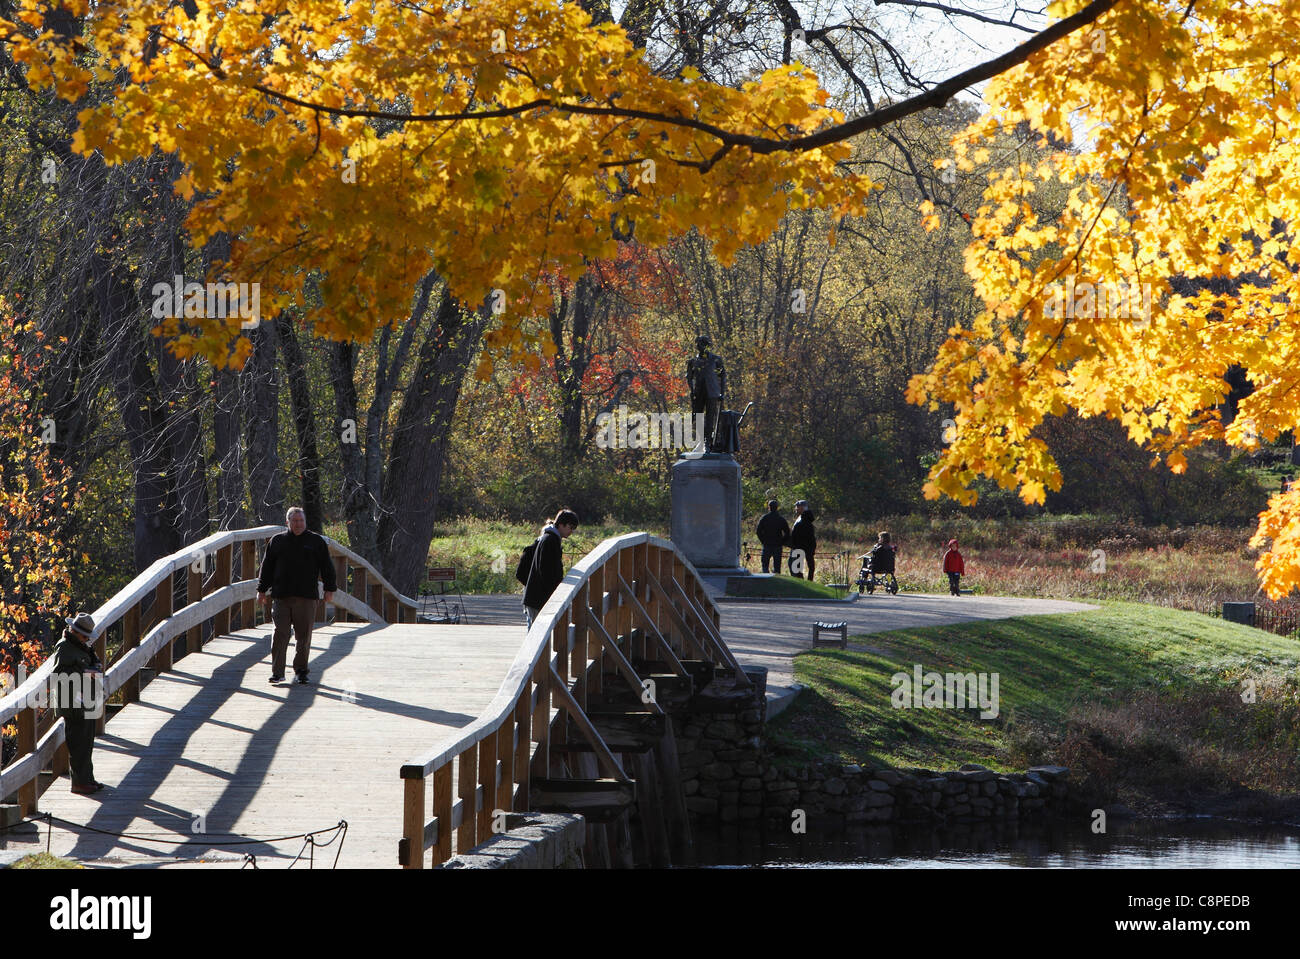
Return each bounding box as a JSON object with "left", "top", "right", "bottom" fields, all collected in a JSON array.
[
  {"left": 212, "top": 545, "right": 233, "bottom": 635},
  {"left": 241, "top": 540, "right": 257, "bottom": 629},
  {"left": 151, "top": 575, "right": 175, "bottom": 674},
  {"left": 16, "top": 705, "right": 36, "bottom": 814},
  {"left": 402, "top": 776, "right": 426, "bottom": 869}
]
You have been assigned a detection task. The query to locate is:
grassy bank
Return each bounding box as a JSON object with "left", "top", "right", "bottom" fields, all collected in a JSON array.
[
  {"left": 9, "top": 853, "right": 82, "bottom": 869},
  {"left": 768, "top": 602, "right": 1300, "bottom": 817},
  {"left": 723, "top": 576, "right": 845, "bottom": 599}
]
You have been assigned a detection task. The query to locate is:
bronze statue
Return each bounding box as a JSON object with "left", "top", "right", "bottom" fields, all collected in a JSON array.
[{"left": 686, "top": 335, "right": 726, "bottom": 452}]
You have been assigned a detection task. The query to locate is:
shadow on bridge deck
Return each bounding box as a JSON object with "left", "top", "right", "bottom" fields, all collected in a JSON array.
[{"left": 22, "top": 622, "right": 523, "bottom": 868}]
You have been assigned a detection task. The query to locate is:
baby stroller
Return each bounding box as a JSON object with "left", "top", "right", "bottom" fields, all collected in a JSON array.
[{"left": 856, "top": 546, "right": 899, "bottom": 594}]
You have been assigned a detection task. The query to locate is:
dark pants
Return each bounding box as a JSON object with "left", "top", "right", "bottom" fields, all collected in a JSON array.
[
  {"left": 947, "top": 572, "right": 961, "bottom": 595},
  {"left": 790, "top": 551, "right": 815, "bottom": 580},
  {"left": 272, "top": 596, "right": 317, "bottom": 676},
  {"left": 761, "top": 544, "right": 783, "bottom": 573},
  {"left": 63, "top": 712, "right": 97, "bottom": 787}
]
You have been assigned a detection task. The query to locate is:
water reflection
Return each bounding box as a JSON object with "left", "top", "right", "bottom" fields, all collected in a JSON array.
[{"left": 696, "top": 819, "right": 1300, "bottom": 868}]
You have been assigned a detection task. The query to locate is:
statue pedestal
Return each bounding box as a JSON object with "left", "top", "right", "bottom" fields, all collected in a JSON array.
[{"left": 671, "top": 453, "right": 742, "bottom": 571}]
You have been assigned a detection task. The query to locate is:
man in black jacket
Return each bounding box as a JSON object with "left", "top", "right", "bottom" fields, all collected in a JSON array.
[
  {"left": 788, "top": 500, "right": 817, "bottom": 580},
  {"left": 523, "top": 508, "right": 579, "bottom": 628},
  {"left": 755, "top": 500, "right": 790, "bottom": 574},
  {"left": 257, "top": 507, "right": 338, "bottom": 684}
]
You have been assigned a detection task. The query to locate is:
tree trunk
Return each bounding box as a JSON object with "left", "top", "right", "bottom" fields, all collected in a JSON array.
[
  {"left": 244, "top": 322, "right": 284, "bottom": 525},
  {"left": 276, "top": 314, "right": 324, "bottom": 532},
  {"left": 375, "top": 290, "right": 488, "bottom": 594},
  {"left": 95, "top": 256, "right": 180, "bottom": 569}
]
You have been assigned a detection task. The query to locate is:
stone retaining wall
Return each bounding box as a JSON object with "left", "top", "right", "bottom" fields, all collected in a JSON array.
[
  {"left": 671, "top": 674, "right": 1069, "bottom": 827},
  {"left": 439, "top": 813, "right": 586, "bottom": 869},
  {"left": 754, "top": 762, "right": 1069, "bottom": 829}
]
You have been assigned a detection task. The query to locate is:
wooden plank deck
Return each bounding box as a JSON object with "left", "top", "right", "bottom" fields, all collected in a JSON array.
[{"left": 30, "top": 622, "right": 525, "bottom": 868}]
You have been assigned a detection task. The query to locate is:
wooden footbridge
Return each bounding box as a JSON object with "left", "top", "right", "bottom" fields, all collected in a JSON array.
[{"left": 0, "top": 529, "right": 743, "bottom": 868}]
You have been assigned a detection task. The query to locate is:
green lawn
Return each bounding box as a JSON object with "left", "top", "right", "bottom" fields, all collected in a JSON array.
[
  {"left": 724, "top": 575, "right": 846, "bottom": 599},
  {"left": 768, "top": 601, "right": 1300, "bottom": 811}
]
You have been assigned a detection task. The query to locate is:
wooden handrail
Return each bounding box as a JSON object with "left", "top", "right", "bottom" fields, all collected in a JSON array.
[
  {"left": 398, "top": 532, "right": 730, "bottom": 868},
  {"left": 0, "top": 526, "right": 419, "bottom": 814}
]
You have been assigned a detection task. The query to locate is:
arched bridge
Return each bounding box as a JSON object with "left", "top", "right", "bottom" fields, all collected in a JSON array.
[{"left": 0, "top": 530, "right": 738, "bottom": 867}]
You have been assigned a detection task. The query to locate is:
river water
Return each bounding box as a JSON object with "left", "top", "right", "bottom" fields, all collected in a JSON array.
[{"left": 694, "top": 818, "right": 1300, "bottom": 868}]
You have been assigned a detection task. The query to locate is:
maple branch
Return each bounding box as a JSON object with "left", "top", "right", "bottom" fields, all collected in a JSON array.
[
  {"left": 161, "top": 0, "right": 1117, "bottom": 160},
  {"left": 871, "top": 0, "right": 1040, "bottom": 33}
]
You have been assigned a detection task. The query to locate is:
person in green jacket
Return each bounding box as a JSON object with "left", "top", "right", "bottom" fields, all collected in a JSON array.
[{"left": 51, "top": 612, "right": 107, "bottom": 795}]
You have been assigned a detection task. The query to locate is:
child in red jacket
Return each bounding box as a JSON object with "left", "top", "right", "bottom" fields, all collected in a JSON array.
[{"left": 942, "top": 539, "right": 965, "bottom": 595}]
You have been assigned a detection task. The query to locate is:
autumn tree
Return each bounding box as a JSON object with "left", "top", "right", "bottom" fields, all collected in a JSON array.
[
  {"left": 12, "top": 0, "right": 1299, "bottom": 596},
  {"left": 906, "top": 0, "right": 1300, "bottom": 598},
  {"left": 0, "top": 311, "right": 80, "bottom": 680}
]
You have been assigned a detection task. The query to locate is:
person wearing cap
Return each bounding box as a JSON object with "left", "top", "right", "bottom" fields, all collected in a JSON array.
[
  {"left": 51, "top": 612, "right": 107, "bottom": 795},
  {"left": 755, "top": 500, "right": 791, "bottom": 574},
  {"left": 942, "top": 539, "right": 965, "bottom": 596},
  {"left": 788, "top": 500, "right": 817, "bottom": 580},
  {"left": 257, "top": 506, "right": 338, "bottom": 684}
]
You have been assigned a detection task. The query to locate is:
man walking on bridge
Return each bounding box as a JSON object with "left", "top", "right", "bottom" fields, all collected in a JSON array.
[{"left": 257, "top": 507, "right": 337, "bottom": 685}]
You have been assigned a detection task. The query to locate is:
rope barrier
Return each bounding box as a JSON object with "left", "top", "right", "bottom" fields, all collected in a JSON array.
[{"left": 1, "top": 811, "right": 348, "bottom": 866}]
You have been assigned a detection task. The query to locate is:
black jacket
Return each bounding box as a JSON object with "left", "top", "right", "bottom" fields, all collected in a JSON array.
[
  {"left": 257, "top": 530, "right": 338, "bottom": 599},
  {"left": 789, "top": 513, "right": 816, "bottom": 554},
  {"left": 756, "top": 511, "right": 791, "bottom": 547},
  {"left": 522, "top": 527, "right": 565, "bottom": 610},
  {"left": 50, "top": 636, "right": 102, "bottom": 718},
  {"left": 868, "top": 542, "right": 896, "bottom": 573}
]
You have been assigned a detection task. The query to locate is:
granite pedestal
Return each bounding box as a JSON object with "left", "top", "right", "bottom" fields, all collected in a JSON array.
[{"left": 671, "top": 453, "right": 742, "bottom": 571}]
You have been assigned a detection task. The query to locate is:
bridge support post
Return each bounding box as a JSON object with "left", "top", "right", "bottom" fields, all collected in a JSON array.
[
  {"left": 122, "top": 601, "right": 142, "bottom": 704},
  {"left": 240, "top": 540, "right": 257, "bottom": 629},
  {"left": 212, "top": 545, "right": 232, "bottom": 636},
  {"left": 150, "top": 577, "right": 174, "bottom": 676},
  {"left": 433, "top": 763, "right": 453, "bottom": 865},
  {"left": 402, "top": 776, "right": 426, "bottom": 869},
  {"left": 187, "top": 564, "right": 203, "bottom": 653},
  {"left": 93, "top": 628, "right": 108, "bottom": 735},
  {"left": 17, "top": 706, "right": 36, "bottom": 815}
]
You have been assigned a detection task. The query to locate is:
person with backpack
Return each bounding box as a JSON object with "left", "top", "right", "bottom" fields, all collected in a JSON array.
[
  {"left": 755, "top": 500, "right": 791, "bottom": 574},
  {"left": 519, "top": 508, "right": 580, "bottom": 628},
  {"left": 942, "top": 538, "right": 965, "bottom": 595}
]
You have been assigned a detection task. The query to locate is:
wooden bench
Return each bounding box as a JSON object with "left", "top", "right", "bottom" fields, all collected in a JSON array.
[{"left": 812, "top": 620, "right": 848, "bottom": 649}]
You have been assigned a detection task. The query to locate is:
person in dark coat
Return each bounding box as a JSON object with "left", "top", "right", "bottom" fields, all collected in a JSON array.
[
  {"left": 755, "top": 500, "right": 791, "bottom": 574},
  {"left": 51, "top": 611, "right": 107, "bottom": 795},
  {"left": 868, "top": 531, "right": 896, "bottom": 573},
  {"left": 523, "top": 508, "right": 580, "bottom": 628},
  {"left": 257, "top": 506, "right": 338, "bottom": 684},
  {"left": 788, "top": 500, "right": 817, "bottom": 580}
]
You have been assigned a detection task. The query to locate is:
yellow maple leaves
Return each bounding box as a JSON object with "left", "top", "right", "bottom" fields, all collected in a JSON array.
[
  {"left": 911, "top": 0, "right": 1300, "bottom": 598},
  {"left": 2, "top": 0, "right": 877, "bottom": 373}
]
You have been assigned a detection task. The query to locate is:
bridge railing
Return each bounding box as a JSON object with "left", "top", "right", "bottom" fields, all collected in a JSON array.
[
  {"left": 398, "top": 532, "right": 744, "bottom": 868},
  {"left": 0, "top": 526, "right": 417, "bottom": 815}
]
